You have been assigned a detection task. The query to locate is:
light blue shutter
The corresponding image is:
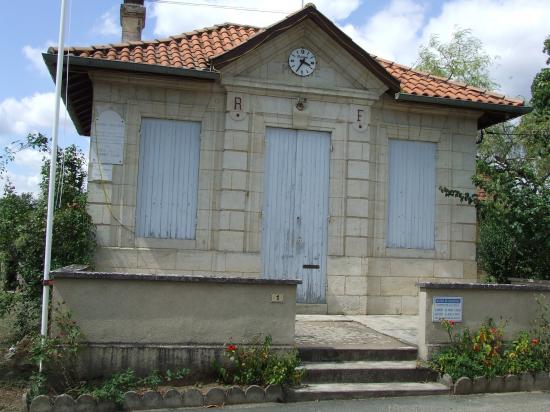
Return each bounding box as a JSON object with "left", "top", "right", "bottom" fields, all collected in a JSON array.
[
  {"left": 136, "top": 118, "right": 201, "bottom": 239},
  {"left": 387, "top": 139, "right": 436, "bottom": 249}
]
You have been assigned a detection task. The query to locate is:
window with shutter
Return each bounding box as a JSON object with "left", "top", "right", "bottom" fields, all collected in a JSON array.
[
  {"left": 136, "top": 118, "right": 201, "bottom": 239},
  {"left": 387, "top": 139, "right": 436, "bottom": 249}
]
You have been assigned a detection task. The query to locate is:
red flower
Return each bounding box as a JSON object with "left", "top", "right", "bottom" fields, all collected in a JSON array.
[
  {"left": 227, "top": 344, "right": 237, "bottom": 351},
  {"left": 449, "top": 320, "right": 455, "bottom": 326},
  {"left": 532, "top": 338, "right": 540, "bottom": 346}
]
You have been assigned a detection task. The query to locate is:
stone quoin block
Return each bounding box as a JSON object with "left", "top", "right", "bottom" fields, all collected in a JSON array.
[
  {"left": 226, "top": 386, "right": 246, "bottom": 404},
  {"left": 451, "top": 242, "right": 476, "bottom": 261},
  {"left": 345, "top": 237, "right": 368, "bottom": 257},
  {"left": 205, "top": 387, "right": 226, "bottom": 406},
  {"left": 345, "top": 276, "right": 367, "bottom": 296},
  {"left": 366, "top": 296, "right": 402, "bottom": 315},
  {"left": 327, "top": 295, "right": 364, "bottom": 315},
  {"left": 245, "top": 385, "right": 266, "bottom": 403},
  {"left": 347, "top": 160, "right": 370, "bottom": 180},
  {"left": 183, "top": 388, "right": 204, "bottom": 407},
  {"left": 327, "top": 275, "right": 346, "bottom": 296},
  {"left": 453, "top": 376, "right": 472, "bottom": 395}
]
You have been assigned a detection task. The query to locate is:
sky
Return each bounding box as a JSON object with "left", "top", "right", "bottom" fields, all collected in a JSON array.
[{"left": 0, "top": 0, "right": 548, "bottom": 195}]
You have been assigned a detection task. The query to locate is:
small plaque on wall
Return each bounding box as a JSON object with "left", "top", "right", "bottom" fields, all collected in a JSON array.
[
  {"left": 92, "top": 110, "right": 125, "bottom": 165},
  {"left": 432, "top": 296, "right": 463, "bottom": 322}
]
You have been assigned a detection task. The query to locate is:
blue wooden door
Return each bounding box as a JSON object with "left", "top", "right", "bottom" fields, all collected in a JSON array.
[{"left": 262, "top": 127, "right": 330, "bottom": 303}]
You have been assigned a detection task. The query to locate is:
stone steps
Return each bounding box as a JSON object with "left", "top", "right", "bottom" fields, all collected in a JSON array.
[
  {"left": 291, "top": 345, "right": 449, "bottom": 402},
  {"left": 287, "top": 382, "right": 450, "bottom": 402},
  {"left": 298, "top": 346, "right": 418, "bottom": 362},
  {"left": 300, "top": 360, "right": 438, "bottom": 383}
]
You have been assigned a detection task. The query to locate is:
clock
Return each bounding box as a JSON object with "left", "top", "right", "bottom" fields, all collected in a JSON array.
[{"left": 288, "top": 48, "right": 316, "bottom": 77}]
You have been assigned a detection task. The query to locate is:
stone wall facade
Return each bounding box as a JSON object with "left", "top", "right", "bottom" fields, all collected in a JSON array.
[{"left": 86, "top": 22, "right": 479, "bottom": 315}]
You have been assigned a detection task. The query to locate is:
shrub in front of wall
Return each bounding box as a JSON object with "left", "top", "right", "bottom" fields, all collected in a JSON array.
[
  {"left": 216, "top": 335, "right": 303, "bottom": 386},
  {"left": 431, "top": 317, "right": 550, "bottom": 381},
  {"left": 431, "top": 319, "right": 508, "bottom": 380},
  {"left": 506, "top": 332, "right": 546, "bottom": 375}
]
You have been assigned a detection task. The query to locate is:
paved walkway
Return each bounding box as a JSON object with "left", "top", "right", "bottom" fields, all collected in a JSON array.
[
  {"left": 153, "top": 392, "right": 550, "bottom": 412},
  {"left": 295, "top": 315, "right": 418, "bottom": 347}
]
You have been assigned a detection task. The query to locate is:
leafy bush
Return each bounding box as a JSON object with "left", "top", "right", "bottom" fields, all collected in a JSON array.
[
  {"left": 439, "top": 35, "right": 550, "bottom": 282},
  {"left": 431, "top": 313, "right": 550, "bottom": 380},
  {"left": 84, "top": 368, "right": 188, "bottom": 406},
  {"left": 26, "top": 306, "right": 83, "bottom": 398},
  {"left": 477, "top": 215, "right": 515, "bottom": 283},
  {"left": 432, "top": 319, "right": 508, "bottom": 379},
  {"left": 216, "top": 335, "right": 302, "bottom": 386},
  {"left": 0, "top": 134, "right": 95, "bottom": 342},
  {"left": 506, "top": 332, "right": 545, "bottom": 375}
]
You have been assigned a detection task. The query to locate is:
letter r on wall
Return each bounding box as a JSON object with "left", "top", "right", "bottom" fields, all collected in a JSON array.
[{"left": 234, "top": 97, "right": 242, "bottom": 111}]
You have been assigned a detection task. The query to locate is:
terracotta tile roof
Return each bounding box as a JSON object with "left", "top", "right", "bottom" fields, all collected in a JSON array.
[
  {"left": 57, "top": 23, "right": 524, "bottom": 108},
  {"left": 374, "top": 57, "right": 524, "bottom": 107},
  {"left": 67, "top": 24, "right": 263, "bottom": 70}
]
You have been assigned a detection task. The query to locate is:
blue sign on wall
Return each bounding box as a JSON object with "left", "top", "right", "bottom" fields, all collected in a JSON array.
[{"left": 432, "top": 296, "right": 463, "bottom": 322}]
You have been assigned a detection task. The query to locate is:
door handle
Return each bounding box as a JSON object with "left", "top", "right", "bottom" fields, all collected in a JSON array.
[{"left": 303, "top": 264, "right": 320, "bottom": 269}]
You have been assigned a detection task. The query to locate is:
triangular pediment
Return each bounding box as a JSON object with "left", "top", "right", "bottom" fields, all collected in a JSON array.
[{"left": 218, "top": 19, "right": 388, "bottom": 98}]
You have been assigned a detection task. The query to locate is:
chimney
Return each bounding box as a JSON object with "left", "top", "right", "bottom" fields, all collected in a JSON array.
[{"left": 120, "top": 0, "right": 146, "bottom": 42}]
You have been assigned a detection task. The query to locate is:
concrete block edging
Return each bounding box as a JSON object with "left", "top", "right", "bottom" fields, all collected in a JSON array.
[
  {"left": 24, "top": 384, "right": 285, "bottom": 412},
  {"left": 451, "top": 372, "right": 550, "bottom": 395}
]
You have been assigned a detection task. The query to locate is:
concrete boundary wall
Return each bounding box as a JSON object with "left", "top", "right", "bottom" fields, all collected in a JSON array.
[
  {"left": 52, "top": 270, "right": 299, "bottom": 346},
  {"left": 418, "top": 282, "right": 550, "bottom": 360}
]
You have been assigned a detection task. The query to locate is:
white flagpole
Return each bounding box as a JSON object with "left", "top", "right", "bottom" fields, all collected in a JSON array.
[{"left": 39, "top": 0, "right": 68, "bottom": 371}]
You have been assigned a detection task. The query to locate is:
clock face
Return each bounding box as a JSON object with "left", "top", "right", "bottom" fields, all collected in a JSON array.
[{"left": 288, "top": 48, "right": 316, "bottom": 77}]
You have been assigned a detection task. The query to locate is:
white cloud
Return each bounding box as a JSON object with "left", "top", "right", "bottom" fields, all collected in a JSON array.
[
  {"left": 150, "top": 0, "right": 360, "bottom": 37},
  {"left": 0, "top": 170, "right": 42, "bottom": 196},
  {"left": 13, "top": 148, "right": 46, "bottom": 168},
  {"left": 419, "top": 0, "right": 549, "bottom": 99},
  {"left": 341, "top": 0, "right": 426, "bottom": 63},
  {"left": 0, "top": 149, "right": 44, "bottom": 196},
  {"left": 94, "top": 9, "right": 119, "bottom": 37},
  {"left": 0, "top": 92, "right": 75, "bottom": 137},
  {"left": 22, "top": 43, "right": 55, "bottom": 76},
  {"left": 343, "top": 0, "right": 549, "bottom": 99}
]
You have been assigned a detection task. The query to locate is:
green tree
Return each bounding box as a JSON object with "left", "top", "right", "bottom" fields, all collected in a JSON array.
[
  {"left": 414, "top": 27, "right": 499, "bottom": 91},
  {"left": 0, "top": 134, "right": 95, "bottom": 341},
  {"left": 440, "top": 35, "right": 550, "bottom": 282}
]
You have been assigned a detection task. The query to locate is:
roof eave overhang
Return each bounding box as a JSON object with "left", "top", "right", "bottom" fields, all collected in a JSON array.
[
  {"left": 395, "top": 92, "right": 532, "bottom": 129},
  {"left": 211, "top": 5, "right": 401, "bottom": 94},
  {"left": 42, "top": 53, "right": 220, "bottom": 136}
]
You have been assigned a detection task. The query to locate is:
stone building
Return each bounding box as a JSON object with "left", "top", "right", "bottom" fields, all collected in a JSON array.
[{"left": 44, "top": 1, "right": 529, "bottom": 315}]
